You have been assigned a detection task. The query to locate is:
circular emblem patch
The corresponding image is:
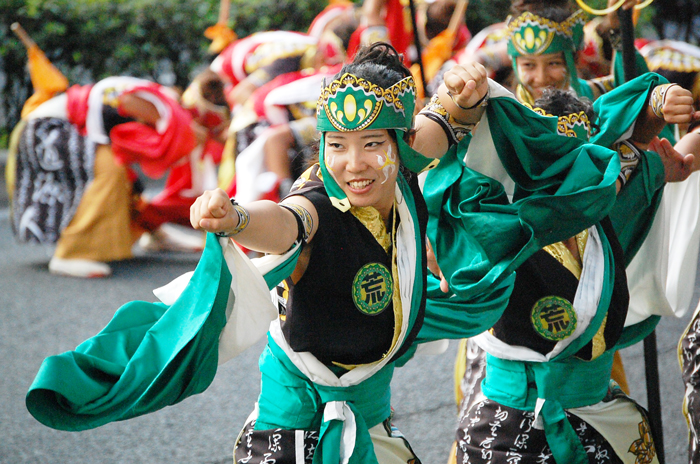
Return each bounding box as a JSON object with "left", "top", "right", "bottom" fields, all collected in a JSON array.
[
  {"left": 352, "top": 263, "right": 393, "bottom": 315},
  {"left": 531, "top": 296, "right": 577, "bottom": 341}
]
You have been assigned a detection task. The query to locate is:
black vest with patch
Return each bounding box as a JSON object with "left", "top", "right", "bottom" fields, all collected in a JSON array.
[
  {"left": 491, "top": 217, "right": 629, "bottom": 360},
  {"left": 280, "top": 168, "right": 427, "bottom": 366}
]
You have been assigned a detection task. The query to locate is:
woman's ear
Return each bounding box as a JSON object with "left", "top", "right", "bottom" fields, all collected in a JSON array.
[{"left": 408, "top": 130, "right": 416, "bottom": 146}]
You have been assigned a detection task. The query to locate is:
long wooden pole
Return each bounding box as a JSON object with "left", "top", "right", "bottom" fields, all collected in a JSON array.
[
  {"left": 407, "top": 0, "right": 427, "bottom": 96},
  {"left": 11, "top": 23, "right": 36, "bottom": 50},
  {"left": 217, "top": 0, "right": 230, "bottom": 25}
]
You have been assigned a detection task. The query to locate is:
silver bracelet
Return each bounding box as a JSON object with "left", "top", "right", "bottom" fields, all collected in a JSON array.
[{"left": 215, "top": 198, "right": 250, "bottom": 237}]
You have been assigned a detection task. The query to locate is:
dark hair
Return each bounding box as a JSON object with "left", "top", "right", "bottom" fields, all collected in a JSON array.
[
  {"left": 331, "top": 16, "right": 360, "bottom": 52},
  {"left": 425, "top": 0, "right": 458, "bottom": 41},
  {"left": 196, "top": 69, "right": 227, "bottom": 107},
  {"left": 534, "top": 88, "right": 600, "bottom": 135},
  {"left": 510, "top": 0, "right": 575, "bottom": 21},
  {"left": 335, "top": 42, "right": 412, "bottom": 88}
]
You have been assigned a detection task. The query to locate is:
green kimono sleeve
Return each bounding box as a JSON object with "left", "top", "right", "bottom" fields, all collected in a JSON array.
[
  {"left": 26, "top": 234, "right": 233, "bottom": 431},
  {"left": 420, "top": 95, "right": 620, "bottom": 341},
  {"left": 610, "top": 152, "right": 666, "bottom": 264},
  {"left": 590, "top": 72, "right": 671, "bottom": 262},
  {"left": 592, "top": 72, "right": 670, "bottom": 148}
]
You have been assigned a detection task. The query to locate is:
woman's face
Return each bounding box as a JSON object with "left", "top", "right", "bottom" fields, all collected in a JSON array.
[
  {"left": 515, "top": 52, "right": 569, "bottom": 100},
  {"left": 324, "top": 129, "right": 399, "bottom": 220}
]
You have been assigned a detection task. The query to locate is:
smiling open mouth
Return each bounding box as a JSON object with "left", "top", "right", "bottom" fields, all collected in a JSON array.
[{"left": 348, "top": 179, "right": 373, "bottom": 189}]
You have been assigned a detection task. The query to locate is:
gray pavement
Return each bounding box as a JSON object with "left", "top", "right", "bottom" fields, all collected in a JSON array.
[{"left": 0, "top": 156, "right": 696, "bottom": 463}]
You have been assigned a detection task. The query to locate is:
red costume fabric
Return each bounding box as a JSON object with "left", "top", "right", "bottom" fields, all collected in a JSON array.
[{"left": 110, "top": 86, "right": 197, "bottom": 179}]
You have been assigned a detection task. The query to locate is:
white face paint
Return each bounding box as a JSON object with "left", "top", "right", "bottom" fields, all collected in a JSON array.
[
  {"left": 376, "top": 144, "right": 397, "bottom": 184},
  {"left": 325, "top": 141, "right": 337, "bottom": 169}
]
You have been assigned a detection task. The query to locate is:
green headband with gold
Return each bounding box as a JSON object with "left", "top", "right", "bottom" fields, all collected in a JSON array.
[
  {"left": 506, "top": 10, "right": 586, "bottom": 97},
  {"left": 529, "top": 104, "right": 592, "bottom": 141},
  {"left": 316, "top": 72, "right": 438, "bottom": 211}
]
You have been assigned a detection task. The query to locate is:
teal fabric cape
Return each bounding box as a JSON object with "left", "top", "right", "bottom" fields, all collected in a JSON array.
[{"left": 26, "top": 234, "right": 232, "bottom": 431}]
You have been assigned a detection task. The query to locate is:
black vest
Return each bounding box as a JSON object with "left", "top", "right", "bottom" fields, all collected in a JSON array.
[
  {"left": 491, "top": 217, "right": 629, "bottom": 360},
  {"left": 279, "top": 167, "right": 428, "bottom": 366}
]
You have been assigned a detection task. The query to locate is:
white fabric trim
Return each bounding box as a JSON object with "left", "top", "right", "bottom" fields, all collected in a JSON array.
[
  {"left": 25, "top": 93, "right": 68, "bottom": 120},
  {"left": 474, "top": 226, "right": 604, "bottom": 362},
  {"left": 217, "top": 239, "right": 280, "bottom": 364},
  {"left": 152, "top": 271, "right": 195, "bottom": 305},
  {"left": 547, "top": 225, "right": 604, "bottom": 358},
  {"left": 322, "top": 401, "right": 356, "bottom": 464},
  {"left": 85, "top": 76, "right": 153, "bottom": 145},
  {"left": 129, "top": 90, "right": 172, "bottom": 134},
  {"left": 152, "top": 238, "right": 278, "bottom": 365},
  {"left": 465, "top": 80, "right": 517, "bottom": 198},
  {"left": 625, "top": 171, "right": 700, "bottom": 325},
  {"left": 295, "top": 430, "right": 305, "bottom": 464},
  {"left": 533, "top": 397, "right": 546, "bottom": 430}
]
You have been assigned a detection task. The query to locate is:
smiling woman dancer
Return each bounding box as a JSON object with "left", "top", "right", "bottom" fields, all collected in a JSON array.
[{"left": 192, "top": 42, "right": 445, "bottom": 463}]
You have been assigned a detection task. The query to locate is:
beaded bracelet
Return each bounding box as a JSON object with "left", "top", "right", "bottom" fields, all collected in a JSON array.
[
  {"left": 215, "top": 198, "right": 250, "bottom": 237},
  {"left": 419, "top": 94, "right": 475, "bottom": 146},
  {"left": 650, "top": 83, "right": 679, "bottom": 120}
]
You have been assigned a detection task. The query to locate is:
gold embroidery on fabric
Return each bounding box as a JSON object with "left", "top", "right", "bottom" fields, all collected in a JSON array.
[
  {"left": 512, "top": 27, "right": 556, "bottom": 55},
  {"left": 319, "top": 74, "right": 415, "bottom": 119},
  {"left": 543, "top": 229, "right": 588, "bottom": 279},
  {"left": 628, "top": 418, "right": 656, "bottom": 464},
  {"left": 527, "top": 104, "right": 590, "bottom": 138},
  {"left": 590, "top": 314, "right": 607, "bottom": 359},
  {"left": 350, "top": 205, "right": 391, "bottom": 252},
  {"left": 506, "top": 10, "right": 586, "bottom": 40},
  {"left": 648, "top": 49, "right": 700, "bottom": 74},
  {"left": 557, "top": 112, "right": 590, "bottom": 137},
  {"left": 589, "top": 75, "right": 616, "bottom": 93},
  {"left": 650, "top": 84, "right": 671, "bottom": 119}
]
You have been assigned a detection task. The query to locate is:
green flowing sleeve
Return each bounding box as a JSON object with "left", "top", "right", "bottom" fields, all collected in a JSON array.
[
  {"left": 591, "top": 72, "right": 670, "bottom": 148},
  {"left": 590, "top": 72, "right": 671, "bottom": 262},
  {"left": 26, "top": 233, "right": 232, "bottom": 431},
  {"left": 419, "top": 95, "right": 620, "bottom": 341},
  {"left": 610, "top": 152, "right": 666, "bottom": 264}
]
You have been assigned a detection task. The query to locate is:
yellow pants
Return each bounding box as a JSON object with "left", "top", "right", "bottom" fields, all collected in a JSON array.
[{"left": 54, "top": 144, "right": 141, "bottom": 262}]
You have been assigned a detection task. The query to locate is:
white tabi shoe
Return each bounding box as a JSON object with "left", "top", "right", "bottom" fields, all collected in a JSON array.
[
  {"left": 138, "top": 224, "right": 205, "bottom": 253},
  {"left": 48, "top": 257, "right": 112, "bottom": 278}
]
